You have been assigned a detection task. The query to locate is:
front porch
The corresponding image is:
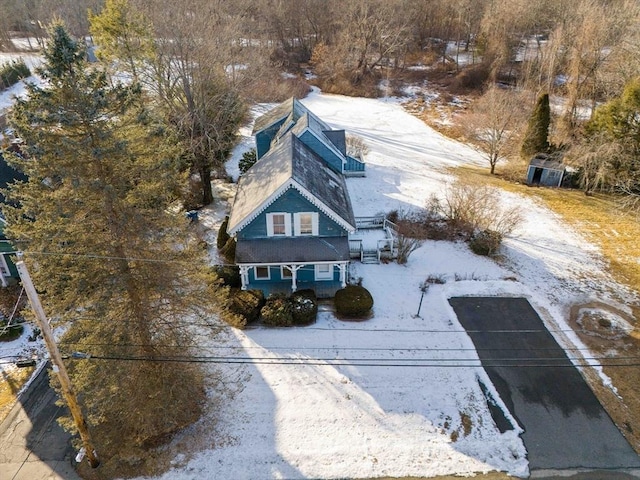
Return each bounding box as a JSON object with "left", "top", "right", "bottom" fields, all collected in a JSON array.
[{"left": 242, "top": 279, "right": 344, "bottom": 299}]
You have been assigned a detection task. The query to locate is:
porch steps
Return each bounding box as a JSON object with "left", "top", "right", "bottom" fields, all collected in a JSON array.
[{"left": 361, "top": 250, "right": 379, "bottom": 264}]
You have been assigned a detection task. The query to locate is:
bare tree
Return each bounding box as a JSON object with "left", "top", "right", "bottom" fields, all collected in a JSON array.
[{"left": 462, "top": 86, "right": 526, "bottom": 174}]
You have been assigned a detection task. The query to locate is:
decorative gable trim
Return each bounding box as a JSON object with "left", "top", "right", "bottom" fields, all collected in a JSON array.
[
  {"left": 229, "top": 178, "right": 355, "bottom": 236},
  {"left": 292, "top": 181, "right": 356, "bottom": 233},
  {"left": 228, "top": 181, "right": 294, "bottom": 236}
]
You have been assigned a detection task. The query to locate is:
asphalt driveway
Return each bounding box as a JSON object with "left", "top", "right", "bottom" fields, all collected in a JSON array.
[{"left": 449, "top": 297, "right": 640, "bottom": 471}]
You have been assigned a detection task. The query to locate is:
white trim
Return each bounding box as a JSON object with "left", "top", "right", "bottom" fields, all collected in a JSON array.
[
  {"left": 302, "top": 125, "right": 346, "bottom": 166},
  {"left": 280, "top": 265, "right": 293, "bottom": 279},
  {"left": 0, "top": 255, "right": 10, "bottom": 287},
  {"left": 315, "top": 263, "right": 334, "bottom": 281},
  {"left": 228, "top": 183, "right": 292, "bottom": 236},
  {"left": 266, "top": 212, "right": 291, "bottom": 237},
  {"left": 293, "top": 181, "right": 356, "bottom": 233},
  {"left": 293, "top": 212, "right": 318, "bottom": 236},
  {"left": 238, "top": 260, "right": 348, "bottom": 268},
  {"left": 254, "top": 266, "right": 271, "bottom": 280}
]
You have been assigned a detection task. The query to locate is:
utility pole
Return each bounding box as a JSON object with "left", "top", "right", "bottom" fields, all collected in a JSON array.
[{"left": 16, "top": 258, "right": 100, "bottom": 468}]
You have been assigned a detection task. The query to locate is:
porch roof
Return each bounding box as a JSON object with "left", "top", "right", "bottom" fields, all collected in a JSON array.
[{"left": 236, "top": 237, "right": 350, "bottom": 264}]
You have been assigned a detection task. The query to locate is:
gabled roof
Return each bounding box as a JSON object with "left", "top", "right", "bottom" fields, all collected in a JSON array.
[
  {"left": 228, "top": 133, "right": 356, "bottom": 235},
  {"left": 252, "top": 97, "right": 305, "bottom": 135}
]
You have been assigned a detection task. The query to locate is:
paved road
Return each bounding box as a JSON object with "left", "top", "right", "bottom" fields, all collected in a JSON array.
[
  {"left": 449, "top": 297, "right": 640, "bottom": 473},
  {"left": 0, "top": 364, "right": 80, "bottom": 480}
]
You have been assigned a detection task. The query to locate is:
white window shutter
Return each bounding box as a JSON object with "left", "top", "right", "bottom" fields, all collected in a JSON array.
[
  {"left": 312, "top": 212, "right": 319, "bottom": 236},
  {"left": 266, "top": 213, "right": 274, "bottom": 236},
  {"left": 284, "top": 213, "right": 292, "bottom": 236},
  {"left": 293, "top": 213, "right": 301, "bottom": 236}
]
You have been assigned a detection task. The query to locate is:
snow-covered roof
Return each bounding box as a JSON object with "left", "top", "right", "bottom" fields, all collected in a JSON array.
[{"left": 227, "top": 133, "right": 356, "bottom": 235}]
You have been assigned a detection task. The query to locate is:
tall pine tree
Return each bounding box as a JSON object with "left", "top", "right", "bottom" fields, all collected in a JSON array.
[
  {"left": 521, "top": 92, "right": 551, "bottom": 158},
  {"left": 4, "top": 24, "right": 222, "bottom": 476}
]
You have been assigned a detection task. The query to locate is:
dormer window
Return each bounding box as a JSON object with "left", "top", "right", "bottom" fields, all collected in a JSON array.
[
  {"left": 266, "top": 212, "right": 291, "bottom": 236},
  {"left": 294, "top": 212, "right": 318, "bottom": 236}
]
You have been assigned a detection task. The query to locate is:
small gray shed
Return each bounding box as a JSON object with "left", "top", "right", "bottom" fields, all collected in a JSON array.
[{"left": 526, "top": 153, "right": 565, "bottom": 187}]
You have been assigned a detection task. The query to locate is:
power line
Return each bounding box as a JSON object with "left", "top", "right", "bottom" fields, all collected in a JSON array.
[{"left": 55, "top": 353, "right": 640, "bottom": 369}]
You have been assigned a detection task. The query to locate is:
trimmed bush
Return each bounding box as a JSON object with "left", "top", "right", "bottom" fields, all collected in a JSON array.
[
  {"left": 469, "top": 229, "right": 502, "bottom": 256},
  {"left": 261, "top": 294, "right": 294, "bottom": 327},
  {"left": 217, "top": 216, "right": 230, "bottom": 249},
  {"left": 334, "top": 285, "right": 374, "bottom": 318},
  {"left": 0, "top": 59, "right": 30, "bottom": 90},
  {"left": 222, "top": 289, "right": 265, "bottom": 329},
  {"left": 290, "top": 289, "right": 318, "bottom": 325}
]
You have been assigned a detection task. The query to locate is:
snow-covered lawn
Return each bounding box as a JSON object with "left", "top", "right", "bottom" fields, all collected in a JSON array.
[
  {"left": 136, "top": 90, "right": 635, "bottom": 479},
  {"left": 1, "top": 67, "right": 634, "bottom": 476}
]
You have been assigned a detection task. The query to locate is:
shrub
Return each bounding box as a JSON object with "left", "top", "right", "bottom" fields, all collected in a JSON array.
[
  {"left": 469, "top": 229, "right": 503, "bottom": 256},
  {"left": 334, "top": 285, "right": 374, "bottom": 318},
  {"left": 220, "top": 237, "right": 236, "bottom": 262},
  {"left": 261, "top": 294, "right": 294, "bottom": 326},
  {"left": 0, "top": 59, "right": 30, "bottom": 90},
  {"left": 214, "top": 265, "right": 241, "bottom": 288},
  {"left": 221, "top": 289, "right": 265, "bottom": 329},
  {"left": 290, "top": 289, "right": 318, "bottom": 325},
  {"left": 437, "top": 183, "right": 523, "bottom": 239},
  {"left": 238, "top": 149, "right": 257, "bottom": 174},
  {"left": 0, "top": 320, "right": 23, "bottom": 342},
  {"left": 217, "top": 215, "right": 230, "bottom": 249}
]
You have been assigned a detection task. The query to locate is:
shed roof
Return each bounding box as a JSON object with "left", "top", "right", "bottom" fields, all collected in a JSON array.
[
  {"left": 528, "top": 153, "right": 565, "bottom": 171},
  {"left": 236, "top": 236, "right": 350, "bottom": 264},
  {"left": 227, "top": 133, "right": 356, "bottom": 235}
]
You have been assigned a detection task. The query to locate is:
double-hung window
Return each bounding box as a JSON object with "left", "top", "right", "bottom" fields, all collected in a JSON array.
[
  {"left": 266, "top": 212, "right": 291, "bottom": 236},
  {"left": 294, "top": 212, "right": 318, "bottom": 236}
]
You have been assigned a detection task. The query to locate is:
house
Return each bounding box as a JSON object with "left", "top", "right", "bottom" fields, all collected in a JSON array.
[
  {"left": 252, "top": 97, "right": 366, "bottom": 177},
  {"left": 0, "top": 148, "right": 27, "bottom": 287},
  {"left": 227, "top": 131, "right": 356, "bottom": 298},
  {"left": 0, "top": 216, "right": 18, "bottom": 287},
  {"left": 526, "top": 153, "right": 566, "bottom": 187}
]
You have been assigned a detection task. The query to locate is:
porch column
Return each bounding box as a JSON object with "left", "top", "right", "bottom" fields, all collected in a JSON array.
[
  {"left": 290, "top": 265, "right": 302, "bottom": 292},
  {"left": 338, "top": 263, "right": 347, "bottom": 287},
  {"left": 239, "top": 266, "right": 250, "bottom": 290}
]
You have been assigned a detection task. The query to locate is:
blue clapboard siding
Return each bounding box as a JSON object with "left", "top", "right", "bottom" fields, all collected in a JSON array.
[
  {"left": 237, "top": 188, "right": 348, "bottom": 240},
  {"left": 246, "top": 264, "right": 339, "bottom": 283},
  {"left": 297, "top": 130, "right": 344, "bottom": 174},
  {"left": 256, "top": 120, "right": 287, "bottom": 159}
]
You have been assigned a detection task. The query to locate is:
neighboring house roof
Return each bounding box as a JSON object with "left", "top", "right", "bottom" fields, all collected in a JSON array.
[
  {"left": 0, "top": 152, "right": 27, "bottom": 204},
  {"left": 236, "top": 237, "right": 350, "bottom": 264},
  {"left": 228, "top": 133, "right": 356, "bottom": 235},
  {"left": 529, "top": 153, "right": 565, "bottom": 171}
]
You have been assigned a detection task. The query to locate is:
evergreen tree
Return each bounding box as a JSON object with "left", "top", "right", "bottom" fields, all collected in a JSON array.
[
  {"left": 520, "top": 92, "right": 551, "bottom": 158},
  {"left": 238, "top": 148, "right": 257, "bottom": 174},
  {"left": 3, "top": 24, "right": 222, "bottom": 476},
  {"left": 89, "top": 0, "right": 155, "bottom": 82}
]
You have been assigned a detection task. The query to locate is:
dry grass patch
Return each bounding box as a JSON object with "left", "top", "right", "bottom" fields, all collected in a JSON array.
[{"left": 0, "top": 366, "right": 34, "bottom": 421}]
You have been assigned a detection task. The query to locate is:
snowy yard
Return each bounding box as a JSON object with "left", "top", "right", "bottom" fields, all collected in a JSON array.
[
  {"left": 135, "top": 90, "right": 635, "bottom": 479},
  {"left": 1, "top": 73, "right": 636, "bottom": 478}
]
